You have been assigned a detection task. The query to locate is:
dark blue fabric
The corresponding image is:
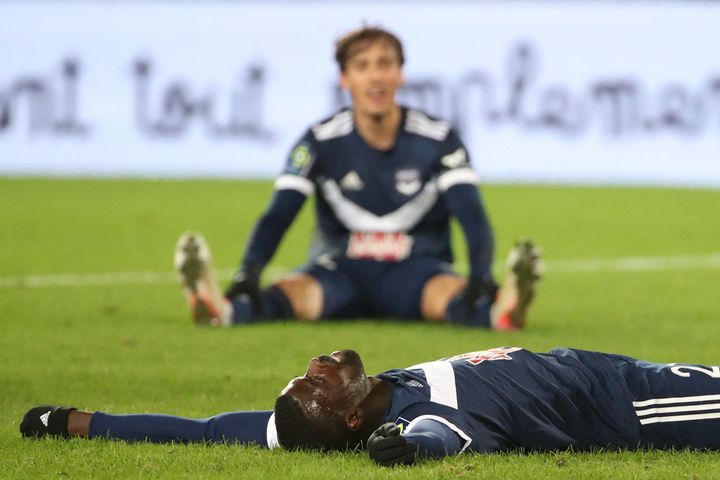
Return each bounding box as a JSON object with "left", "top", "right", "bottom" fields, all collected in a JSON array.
[
  {"left": 444, "top": 291, "right": 492, "bottom": 328},
  {"left": 230, "top": 285, "right": 294, "bottom": 323},
  {"left": 380, "top": 348, "right": 720, "bottom": 457},
  {"left": 280, "top": 107, "right": 482, "bottom": 265},
  {"left": 403, "top": 419, "right": 464, "bottom": 458},
  {"left": 241, "top": 189, "right": 306, "bottom": 271},
  {"left": 89, "top": 410, "right": 273, "bottom": 446},
  {"left": 442, "top": 184, "right": 494, "bottom": 281},
  {"left": 299, "top": 257, "right": 455, "bottom": 319}
]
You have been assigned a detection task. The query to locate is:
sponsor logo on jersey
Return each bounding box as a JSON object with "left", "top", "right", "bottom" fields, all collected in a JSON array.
[
  {"left": 406, "top": 379, "right": 424, "bottom": 388},
  {"left": 446, "top": 347, "right": 522, "bottom": 365},
  {"left": 395, "top": 169, "right": 422, "bottom": 196},
  {"left": 441, "top": 148, "right": 468, "bottom": 169},
  {"left": 346, "top": 231, "right": 414, "bottom": 261},
  {"left": 339, "top": 170, "right": 364, "bottom": 190}
]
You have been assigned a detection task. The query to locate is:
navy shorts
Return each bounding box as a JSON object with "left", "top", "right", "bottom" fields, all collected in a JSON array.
[
  {"left": 615, "top": 354, "right": 720, "bottom": 450},
  {"left": 298, "top": 256, "right": 456, "bottom": 319},
  {"left": 552, "top": 348, "right": 720, "bottom": 450}
]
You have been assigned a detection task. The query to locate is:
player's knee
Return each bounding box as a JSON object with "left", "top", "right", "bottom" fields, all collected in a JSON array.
[
  {"left": 275, "top": 273, "right": 323, "bottom": 321},
  {"left": 420, "top": 274, "right": 465, "bottom": 321}
]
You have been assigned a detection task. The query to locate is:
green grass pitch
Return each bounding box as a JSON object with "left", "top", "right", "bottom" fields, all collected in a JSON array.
[{"left": 1, "top": 177, "right": 720, "bottom": 478}]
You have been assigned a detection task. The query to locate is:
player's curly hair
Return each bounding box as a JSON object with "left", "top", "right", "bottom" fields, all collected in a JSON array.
[
  {"left": 274, "top": 394, "right": 361, "bottom": 451},
  {"left": 335, "top": 26, "right": 405, "bottom": 72}
]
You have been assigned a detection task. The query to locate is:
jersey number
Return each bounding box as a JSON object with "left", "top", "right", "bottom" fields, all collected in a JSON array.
[{"left": 669, "top": 364, "right": 720, "bottom": 378}]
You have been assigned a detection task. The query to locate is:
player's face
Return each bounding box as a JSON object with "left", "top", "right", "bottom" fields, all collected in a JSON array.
[
  {"left": 340, "top": 41, "right": 404, "bottom": 118},
  {"left": 282, "top": 349, "right": 372, "bottom": 419}
]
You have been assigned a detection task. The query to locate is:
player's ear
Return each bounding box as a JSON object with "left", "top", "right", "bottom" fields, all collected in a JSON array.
[
  {"left": 345, "top": 408, "right": 363, "bottom": 431},
  {"left": 339, "top": 72, "right": 350, "bottom": 91}
]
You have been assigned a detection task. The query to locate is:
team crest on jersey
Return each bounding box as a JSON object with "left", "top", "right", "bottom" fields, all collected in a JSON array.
[
  {"left": 395, "top": 169, "right": 421, "bottom": 196},
  {"left": 446, "top": 347, "right": 522, "bottom": 365}
]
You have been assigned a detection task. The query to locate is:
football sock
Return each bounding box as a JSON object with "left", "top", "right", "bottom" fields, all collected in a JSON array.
[
  {"left": 230, "top": 285, "right": 294, "bottom": 324},
  {"left": 444, "top": 291, "right": 492, "bottom": 328}
]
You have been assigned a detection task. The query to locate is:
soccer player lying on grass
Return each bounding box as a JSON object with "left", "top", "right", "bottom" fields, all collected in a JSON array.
[
  {"left": 174, "top": 26, "right": 542, "bottom": 331},
  {"left": 22, "top": 347, "right": 720, "bottom": 465}
]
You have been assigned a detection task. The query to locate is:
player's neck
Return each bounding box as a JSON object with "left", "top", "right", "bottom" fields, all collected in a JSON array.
[
  {"left": 353, "top": 105, "right": 402, "bottom": 151},
  {"left": 357, "top": 378, "right": 392, "bottom": 438}
]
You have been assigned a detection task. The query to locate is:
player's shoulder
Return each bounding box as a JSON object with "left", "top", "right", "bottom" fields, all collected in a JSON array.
[
  {"left": 402, "top": 107, "right": 454, "bottom": 142},
  {"left": 309, "top": 108, "right": 354, "bottom": 142}
]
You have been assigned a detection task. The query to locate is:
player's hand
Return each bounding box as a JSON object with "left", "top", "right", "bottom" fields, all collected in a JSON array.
[
  {"left": 225, "top": 267, "right": 262, "bottom": 311},
  {"left": 367, "top": 423, "right": 418, "bottom": 466},
  {"left": 460, "top": 276, "right": 498, "bottom": 310}
]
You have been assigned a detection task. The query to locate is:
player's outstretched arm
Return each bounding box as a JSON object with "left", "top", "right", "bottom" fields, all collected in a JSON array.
[{"left": 21, "top": 405, "right": 277, "bottom": 447}]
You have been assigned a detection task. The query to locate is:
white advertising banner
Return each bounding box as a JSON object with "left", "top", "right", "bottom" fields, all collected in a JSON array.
[{"left": 1, "top": 1, "right": 719, "bottom": 186}]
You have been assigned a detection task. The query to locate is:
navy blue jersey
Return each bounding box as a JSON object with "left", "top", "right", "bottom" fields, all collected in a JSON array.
[
  {"left": 378, "top": 347, "right": 720, "bottom": 454},
  {"left": 274, "top": 107, "right": 478, "bottom": 264}
]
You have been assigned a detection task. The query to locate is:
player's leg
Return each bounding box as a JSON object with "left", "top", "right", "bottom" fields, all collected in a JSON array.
[
  {"left": 490, "top": 239, "right": 543, "bottom": 330},
  {"left": 418, "top": 240, "right": 542, "bottom": 328},
  {"left": 174, "top": 232, "right": 232, "bottom": 326},
  {"left": 286, "top": 257, "right": 363, "bottom": 319},
  {"left": 174, "top": 231, "right": 302, "bottom": 324},
  {"left": 369, "top": 258, "right": 463, "bottom": 320},
  {"left": 231, "top": 257, "right": 362, "bottom": 322},
  {"left": 21, "top": 405, "right": 274, "bottom": 446}
]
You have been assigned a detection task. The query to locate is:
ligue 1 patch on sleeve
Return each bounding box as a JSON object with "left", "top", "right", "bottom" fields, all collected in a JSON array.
[
  {"left": 287, "top": 143, "right": 314, "bottom": 174},
  {"left": 346, "top": 231, "right": 414, "bottom": 261}
]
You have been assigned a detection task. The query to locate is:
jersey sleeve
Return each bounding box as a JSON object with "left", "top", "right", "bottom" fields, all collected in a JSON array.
[
  {"left": 402, "top": 416, "right": 469, "bottom": 458},
  {"left": 435, "top": 129, "right": 480, "bottom": 193},
  {"left": 274, "top": 130, "right": 320, "bottom": 197},
  {"left": 436, "top": 130, "right": 495, "bottom": 281},
  {"left": 239, "top": 130, "right": 318, "bottom": 271}
]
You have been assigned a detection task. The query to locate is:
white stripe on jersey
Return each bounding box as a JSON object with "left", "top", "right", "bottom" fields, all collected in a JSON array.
[
  {"left": 411, "top": 361, "right": 459, "bottom": 409},
  {"left": 404, "top": 110, "right": 450, "bottom": 141},
  {"left": 635, "top": 402, "right": 720, "bottom": 417},
  {"left": 633, "top": 394, "right": 720, "bottom": 426},
  {"left": 633, "top": 393, "right": 720, "bottom": 408},
  {"left": 266, "top": 413, "right": 279, "bottom": 449},
  {"left": 320, "top": 179, "right": 439, "bottom": 231},
  {"left": 312, "top": 111, "right": 353, "bottom": 141},
  {"left": 405, "top": 415, "right": 473, "bottom": 452},
  {"left": 437, "top": 167, "right": 479, "bottom": 191},
  {"left": 639, "top": 412, "right": 720, "bottom": 425},
  {"left": 275, "top": 174, "right": 315, "bottom": 196}
]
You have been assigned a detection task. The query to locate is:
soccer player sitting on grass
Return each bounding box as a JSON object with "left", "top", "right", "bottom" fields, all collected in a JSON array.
[
  {"left": 173, "top": 26, "right": 542, "bottom": 331},
  {"left": 22, "top": 347, "right": 720, "bottom": 465}
]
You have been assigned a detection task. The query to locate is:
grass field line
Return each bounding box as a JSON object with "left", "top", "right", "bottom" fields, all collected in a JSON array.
[{"left": 2, "top": 253, "right": 720, "bottom": 289}]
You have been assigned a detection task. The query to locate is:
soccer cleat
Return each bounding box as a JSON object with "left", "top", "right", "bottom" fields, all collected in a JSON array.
[
  {"left": 20, "top": 405, "right": 76, "bottom": 439},
  {"left": 491, "top": 239, "right": 543, "bottom": 331},
  {"left": 174, "top": 232, "right": 232, "bottom": 326}
]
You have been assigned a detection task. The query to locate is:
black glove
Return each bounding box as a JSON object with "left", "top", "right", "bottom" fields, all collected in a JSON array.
[
  {"left": 367, "top": 423, "right": 418, "bottom": 466},
  {"left": 225, "top": 266, "right": 262, "bottom": 312},
  {"left": 460, "top": 276, "right": 498, "bottom": 311}
]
